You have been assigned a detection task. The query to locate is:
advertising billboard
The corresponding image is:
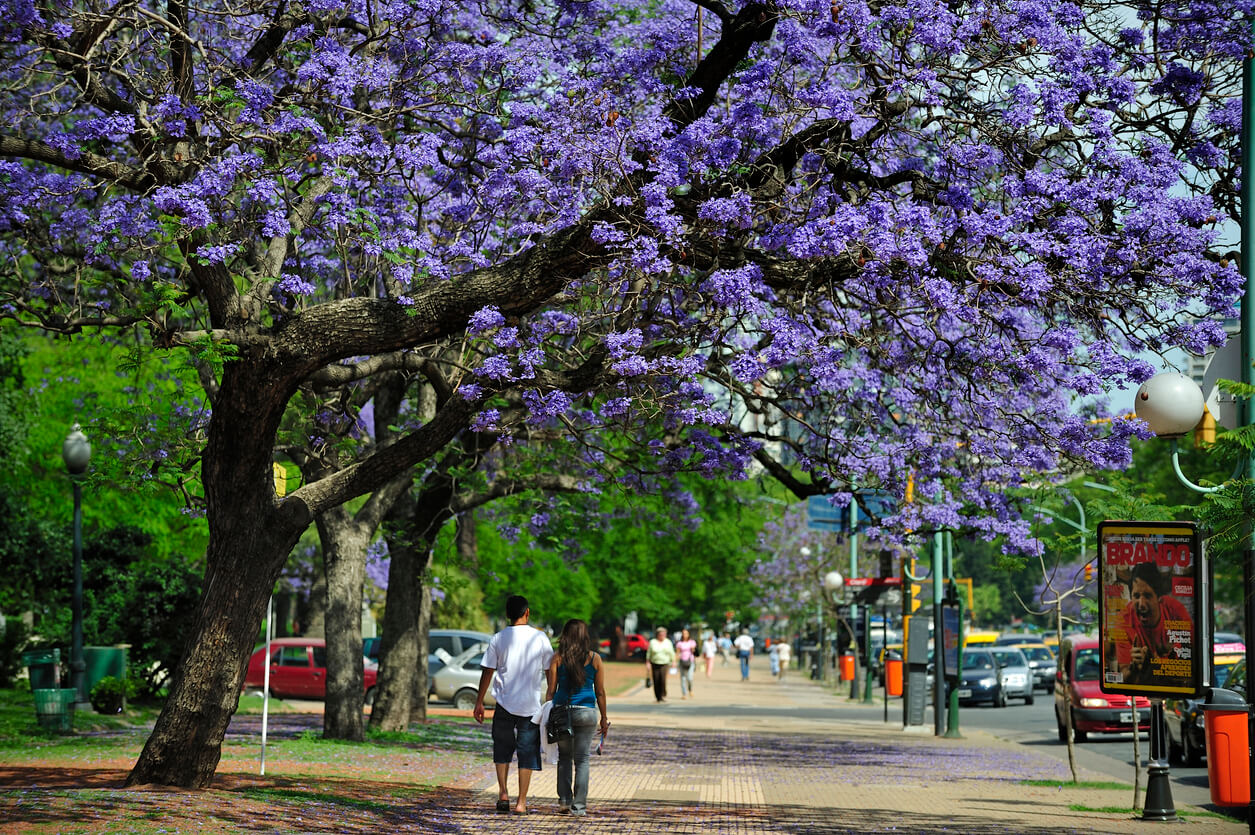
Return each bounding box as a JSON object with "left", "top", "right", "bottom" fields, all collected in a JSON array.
[{"left": 1097, "top": 521, "right": 1202, "bottom": 698}]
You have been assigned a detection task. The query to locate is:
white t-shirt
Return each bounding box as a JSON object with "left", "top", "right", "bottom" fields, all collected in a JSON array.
[
  {"left": 482, "top": 625, "right": 554, "bottom": 717},
  {"left": 734, "top": 634, "right": 754, "bottom": 654}
]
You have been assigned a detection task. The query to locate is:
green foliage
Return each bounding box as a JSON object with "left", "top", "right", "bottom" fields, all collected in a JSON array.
[
  {"left": 970, "top": 584, "right": 1002, "bottom": 626},
  {"left": 89, "top": 675, "right": 134, "bottom": 714},
  {"left": 0, "top": 618, "right": 30, "bottom": 688},
  {"left": 469, "top": 475, "right": 767, "bottom": 634},
  {"left": 0, "top": 325, "right": 30, "bottom": 470}
]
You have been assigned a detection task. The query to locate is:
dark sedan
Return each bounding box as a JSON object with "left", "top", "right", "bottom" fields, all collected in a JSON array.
[
  {"left": 955, "top": 650, "right": 1006, "bottom": 707},
  {"left": 1164, "top": 653, "right": 1244, "bottom": 766}
]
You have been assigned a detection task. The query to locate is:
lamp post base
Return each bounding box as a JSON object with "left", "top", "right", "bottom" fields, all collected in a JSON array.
[{"left": 1142, "top": 762, "right": 1178, "bottom": 822}]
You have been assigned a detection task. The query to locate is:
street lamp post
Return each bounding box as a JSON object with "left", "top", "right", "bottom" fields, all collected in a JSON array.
[
  {"left": 822, "top": 570, "right": 844, "bottom": 685},
  {"left": 1134, "top": 371, "right": 1248, "bottom": 825},
  {"left": 61, "top": 425, "right": 91, "bottom": 709}
]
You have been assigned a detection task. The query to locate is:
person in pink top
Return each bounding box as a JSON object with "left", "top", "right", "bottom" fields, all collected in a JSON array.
[{"left": 675, "top": 628, "right": 698, "bottom": 699}]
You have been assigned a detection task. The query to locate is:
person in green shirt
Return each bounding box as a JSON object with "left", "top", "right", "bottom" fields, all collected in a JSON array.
[{"left": 645, "top": 627, "right": 676, "bottom": 702}]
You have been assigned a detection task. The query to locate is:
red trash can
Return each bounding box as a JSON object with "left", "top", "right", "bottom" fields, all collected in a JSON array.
[
  {"left": 839, "top": 654, "right": 855, "bottom": 681},
  {"left": 1202, "top": 689, "right": 1250, "bottom": 807},
  {"left": 886, "top": 658, "right": 904, "bottom": 696}
]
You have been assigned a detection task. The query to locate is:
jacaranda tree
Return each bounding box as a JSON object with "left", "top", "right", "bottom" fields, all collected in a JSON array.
[{"left": 1, "top": 0, "right": 1248, "bottom": 787}]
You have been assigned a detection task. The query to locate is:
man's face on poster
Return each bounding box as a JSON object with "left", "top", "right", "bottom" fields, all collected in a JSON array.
[{"left": 1131, "top": 577, "right": 1161, "bottom": 630}]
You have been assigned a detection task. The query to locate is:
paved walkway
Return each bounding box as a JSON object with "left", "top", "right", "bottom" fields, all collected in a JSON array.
[{"left": 463, "top": 655, "right": 1245, "bottom": 833}]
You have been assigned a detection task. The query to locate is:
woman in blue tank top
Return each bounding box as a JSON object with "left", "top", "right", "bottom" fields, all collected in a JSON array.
[{"left": 544, "top": 619, "right": 609, "bottom": 816}]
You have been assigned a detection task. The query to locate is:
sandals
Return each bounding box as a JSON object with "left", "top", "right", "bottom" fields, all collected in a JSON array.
[{"left": 495, "top": 799, "right": 510, "bottom": 813}]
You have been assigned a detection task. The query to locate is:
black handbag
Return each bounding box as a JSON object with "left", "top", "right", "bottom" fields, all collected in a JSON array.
[{"left": 546, "top": 669, "right": 574, "bottom": 744}]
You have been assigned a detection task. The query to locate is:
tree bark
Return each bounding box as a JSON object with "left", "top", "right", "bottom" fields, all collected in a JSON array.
[
  {"left": 126, "top": 361, "right": 306, "bottom": 787},
  {"left": 315, "top": 506, "right": 370, "bottom": 741},
  {"left": 369, "top": 499, "right": 435, "bottom": 731}
]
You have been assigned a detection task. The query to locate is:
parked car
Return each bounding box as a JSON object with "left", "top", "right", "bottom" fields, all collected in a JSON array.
[
  {"left": 364, "top": 629, "right": 493, "bottom": 688},
  {"left": 989, "top": 646, "right": 1035, "bottom": 705},
  {"left": 243, "top": 637, "right": 378, "bottom": 703},
  {"left": 1012, "top": 642, "right": 1057, "bottom": 692},
  {"left": 1164, "top": 652, "right": 1245, "bottom": 766},
  {"left": 995, "top": 632, "right": 1045, "bottom": 646},
  {"left": 430, "top": 642, "right": 494, "bottom": 710},
  {"left": 597, "top": 632, "right": 649, "bottom": 658},
  {"left": 1053, "top": 636, "right": 1149, "bottom": 743}
]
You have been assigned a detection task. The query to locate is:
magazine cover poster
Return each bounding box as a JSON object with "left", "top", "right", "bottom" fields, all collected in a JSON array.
[{"left": 1097, "top": 521, "right": 1202, "bottom": 698}]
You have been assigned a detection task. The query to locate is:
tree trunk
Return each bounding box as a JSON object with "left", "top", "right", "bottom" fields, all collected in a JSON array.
[
  {"left": 455, "top": 510, "right": 478, "bottom": 576},
  {"left": 370, "top": 496, "right": 449, "bottom": 730},
  {"left": 370, "top": 501, "right": 423, "bottom": 732},
  {"left": 315, "top": 506, "right": 370, "bottom": 741},
  {"left": 126, "top": 362, "right": 305, "bottom": 788}
]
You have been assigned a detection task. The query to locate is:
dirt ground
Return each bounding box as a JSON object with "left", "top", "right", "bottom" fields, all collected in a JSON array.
[{"left": 0, "top": 660, "right": 650, "bottom": 833}]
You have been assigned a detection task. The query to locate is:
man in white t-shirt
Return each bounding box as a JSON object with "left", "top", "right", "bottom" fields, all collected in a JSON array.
[
  {"left": 733, "top": 630, "right": 755, "bottom": 681},
  {"left": 474, "top": 595, "right": 554, "bottom": 815}
]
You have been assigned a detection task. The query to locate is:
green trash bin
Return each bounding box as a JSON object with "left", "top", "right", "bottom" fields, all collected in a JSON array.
[
  {"left": 32, "top": 688, "right": 76, "bottom": 733},
  {"left": 21, "top": 649, "right": 61, "bottom": 690},
  {"left": 84, "top": 646, "right": 128, "bottom": 695}
]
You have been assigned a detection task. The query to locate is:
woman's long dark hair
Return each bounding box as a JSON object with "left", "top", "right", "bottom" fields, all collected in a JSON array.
[{"left": 558, "top": 619, "right": 591, "bottom": 689}]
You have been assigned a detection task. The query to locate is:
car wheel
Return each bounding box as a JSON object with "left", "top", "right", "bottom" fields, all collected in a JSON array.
[
  {"left": 995, "top": 687, "right": 1007, "bottom": 708},
  {"left": 1183, "top": 732, "right": 1203, "bottom": 767},
  {"left": 453, "top": 688, "right": 478, "bottom": 712},
  {"left": 1070, "top": 711, "right": 1088, "bottom": 743},
  {"left": 1024, "top": 692, "right": 1034, "bottom": 706},
  {"left": 1056, "top": 711, "right": 1068, "bottom": 743},
  {"left": 364, "top": 686, "right": 377, "bottom": 707}
]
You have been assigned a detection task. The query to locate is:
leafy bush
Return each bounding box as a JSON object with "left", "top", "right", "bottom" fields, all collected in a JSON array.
[
  {"left": 89, "top": 675, "right": 134, "bottom": 714},
  {"left": 0, "top": 618, "right": 29, "bottom": 688}
]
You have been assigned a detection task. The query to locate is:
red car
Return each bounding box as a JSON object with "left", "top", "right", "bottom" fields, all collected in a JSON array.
[
  {"left": 598, "top": 632, "right": 649, "bottom": 658},
  {"left": 243, "top": 637, "right": 378, "bottom": 703},
  {"left": 1054, "top": 636, "right": 1149, "bottom": 742}
]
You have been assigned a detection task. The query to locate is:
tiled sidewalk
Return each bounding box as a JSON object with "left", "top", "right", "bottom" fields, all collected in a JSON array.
[{"left": 454, "top": 657, "right": 1244, "bottom": 834}]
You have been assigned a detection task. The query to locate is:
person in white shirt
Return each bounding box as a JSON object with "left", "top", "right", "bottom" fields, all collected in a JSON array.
[
  {"left": 733, "top": 630, "right": 755, "bottom": 680},
  {"left": 474, "top": 595, "right": 554, "bottom": 815}
]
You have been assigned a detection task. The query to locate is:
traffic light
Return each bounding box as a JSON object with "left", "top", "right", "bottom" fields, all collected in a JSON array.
[{"left": 1084, "top": 562, "right": 1093, "bottom": 582}]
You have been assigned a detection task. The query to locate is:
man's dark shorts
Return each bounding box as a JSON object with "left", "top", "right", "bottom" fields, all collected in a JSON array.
[{"left": 492, "top": 706, "right": 541, "bottom": 770}]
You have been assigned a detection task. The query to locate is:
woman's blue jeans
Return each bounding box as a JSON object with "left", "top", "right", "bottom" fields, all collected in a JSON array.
[{"left": 556, "top": 705, "right": 599, "bottom": 814}]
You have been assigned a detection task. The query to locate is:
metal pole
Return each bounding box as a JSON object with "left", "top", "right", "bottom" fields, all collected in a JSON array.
[
  {"left": 945, "top": 532, "right": 963, "bottom": 738},
  {"left": 932, "top": 531, "right": 945, "bottom": 736},
  {"left": 850, "top": 501, "right": 859, "bottom": 700},
  {"left": 1241, "top": 24, "right": 1255, "bottom": 834},
  {"left": 883, "top": 600, "right": 889, "bottom": 723},
  {"left": 71, "top": 478, "right": 86, "bottom": 707}
]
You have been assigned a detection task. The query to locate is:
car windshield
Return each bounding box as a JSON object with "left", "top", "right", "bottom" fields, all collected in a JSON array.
[
  {"left": 963, "top": 653, "right": 994, "bottom": 670},
  {"left": 1020, "top": 646, "right": 1053, "bottom": 662},
  {"left": 1074, "top": 648, "right": 1101, "bottom": 681},
  {"left": 991, "top": 650, "right": 1025, "bottom": 667},
  {"left": 1216, "top": 661, "right": 1240, "bottom": 688}
]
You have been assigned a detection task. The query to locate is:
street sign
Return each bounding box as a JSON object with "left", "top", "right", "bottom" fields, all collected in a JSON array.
[
  {"left": 806, "top": 495, "right": 845, "bottom": 530},
  {"left": 806, "top": 491, "right": 899, "bottom": 532},
  {"left": 846, "top": 577, "right": 903, "bottom": 587}
]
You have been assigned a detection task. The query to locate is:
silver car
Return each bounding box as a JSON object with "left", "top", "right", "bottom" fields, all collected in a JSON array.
[
  {"left": 1013, "top": 643, "right": 1057, "bottom": 692},
  {"left": 430, "top": 642, "right": 492, "bottom": 710},
  {"left": 989, "top": 646, "right": 1035, "bottom": 705}
]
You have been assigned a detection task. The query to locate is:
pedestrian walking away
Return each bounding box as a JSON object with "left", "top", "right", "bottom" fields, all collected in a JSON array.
[
  {"left": 717, "top": 631, "right": 733, "bottom": 666},
  {"left": 646, "top": 627, "right": 676, "bottom": 702},
  {"left": 675, "top": 628, "right": 697, "bottom": 698},
  {"left": 775, "top": 638, "right": 792, "bottom": 680},
  {"left": 733, "top": 629, "right": 754, "bottom": 681},
  {"left": 768, "top": 641, "right": 780, "bottom": 678},
  {"left": 701, "top": 632, "right": 717, "bottom": 679},
  {"left": 474, "top": 594, "right": 554, "bottom": 815},
  {"left": 544, "top": 619, "right": 610, "bottom": 817}
]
